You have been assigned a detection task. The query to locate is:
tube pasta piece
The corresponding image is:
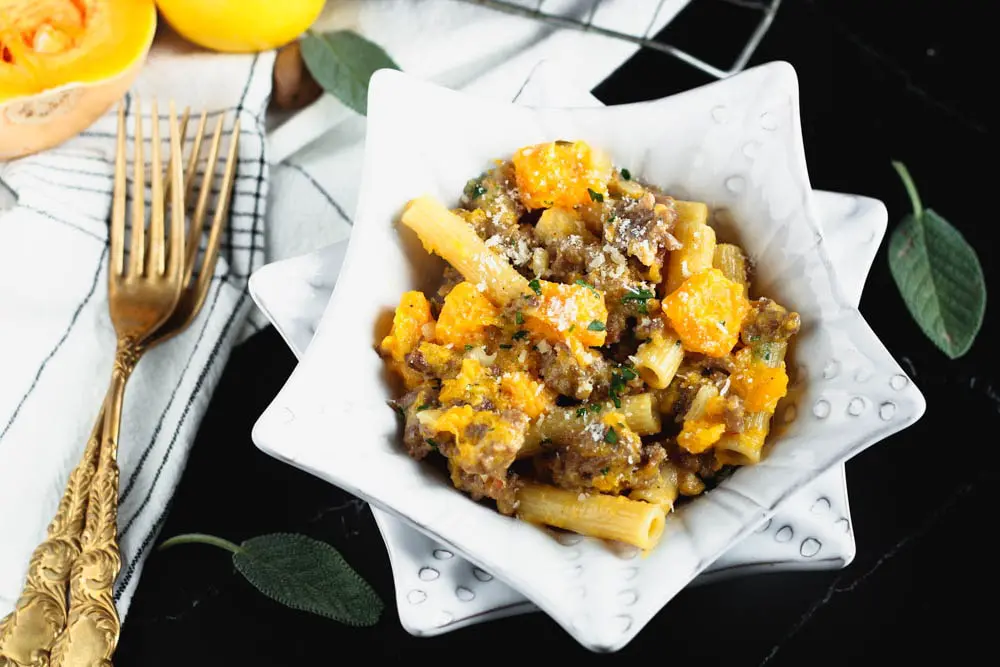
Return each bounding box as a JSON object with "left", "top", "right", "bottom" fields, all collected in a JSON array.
[
  {"left": 634, "top": 330, "right": 684, "bottom": 389},
  {"left": 519, "top": 393, "right": 662, "bottom": 458},
  {"left": 515, "top": 482, "right": 666, "bottom": 550},
  {"left": 677, "top": 384, "right": 726, "bottom": 454},
  {"left": 665, "top": 201, "right": 715, "bottom": 294},
  {"left": 400, "top": 196, "right": 532, "bottom": 305},
  {"left": 716, "top": 410, "right": 770, "bottom": 466},
  {"left": 713, "top": 243, "right": 748, "bottom": 297},
  {"left": 720, "top": 337, "right": 789, "bottom": 465},
  {"left": 629, "top": 463, "right": 679, "bottom": 511}
]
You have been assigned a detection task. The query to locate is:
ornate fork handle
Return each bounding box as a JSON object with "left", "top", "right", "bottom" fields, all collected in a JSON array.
[
  {"left": 0, "top": 410, "right": 104, "bottom": 666},
  {"left": 47, "top": 339, "right": 142, "bottom": 667}
]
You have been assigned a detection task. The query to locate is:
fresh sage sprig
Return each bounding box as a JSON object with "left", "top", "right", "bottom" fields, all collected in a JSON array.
[
  {"left": 159, "top": 532, "right": 383, "bottom": 626},
  {"left": 299, "top": 30, "right": 400, "bottom": 116},
  {"left": 888, "top": 161, "right": 986, "bottom": 359}
]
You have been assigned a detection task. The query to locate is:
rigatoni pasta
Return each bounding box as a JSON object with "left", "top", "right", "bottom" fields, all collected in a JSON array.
[{"left": 379, "top": 140, "right": 800, "bottom": 552}]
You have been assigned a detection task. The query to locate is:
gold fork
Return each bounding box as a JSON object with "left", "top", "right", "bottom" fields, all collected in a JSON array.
[
  {"left": 51, "top": 112, "right": 239, "bottom": 667},
  {"left": 0, "top": 103, "right": 240, "bottom": 667},
  {"left": 44, "top": 97, "right": 188, "bottom": 667}
]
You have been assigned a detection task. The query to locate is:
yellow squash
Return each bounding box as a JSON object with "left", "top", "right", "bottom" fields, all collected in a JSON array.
[
  {"left": 156, "top": 0, "right": 326, "bottom": 53},
  {"left": 0, "top": 0, "right": 157, "bottom": 159}
]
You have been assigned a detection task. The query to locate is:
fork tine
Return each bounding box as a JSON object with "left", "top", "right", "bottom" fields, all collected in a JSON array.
[
  {"left": 110, "top": 102, "right": 127, "bottom": 277},
  {"left": 185, "top": 113, "right": 225, "bottom": 288},
  {"left": 167, "top": 101, "right": 185, "bottom": 280},
  {"left": 161, "top": 106, "right": 190, "bottom": 219},
  {"left": 147, "top": 98, "right": 166, "bottom": 276},
  {"left": 182, "top": 110, "right": 209, "bottom": 284},
  {"left": 196, "top": 118, "right": 240, "bottom": 302},
  {"left": 128, "top": 96, "right": 145, "bottom": 277}
]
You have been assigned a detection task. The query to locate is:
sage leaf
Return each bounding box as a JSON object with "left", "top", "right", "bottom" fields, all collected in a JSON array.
[
  {"left": 159, "top": 532, "right": 383, "bottom": 626},
  {"left": 299, "top": 30, "right": 399, "bottom": 116},
  {"left": 888, "top": 161, "right": 986, "bottom": 359}
]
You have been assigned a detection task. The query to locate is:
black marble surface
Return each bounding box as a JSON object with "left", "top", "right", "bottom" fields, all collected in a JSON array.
[{"left": 116, "top": 1, "right": 997, "bottom": 664}]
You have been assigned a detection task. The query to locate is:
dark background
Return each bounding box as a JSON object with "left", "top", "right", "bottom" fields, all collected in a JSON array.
[{"left": 118, "top": 0, "right": 997, "bottom": 664}]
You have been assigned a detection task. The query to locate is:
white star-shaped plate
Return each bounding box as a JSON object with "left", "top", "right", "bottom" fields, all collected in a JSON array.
[{"left": 251, "top": 61, "right": 925, "bottom": 652}]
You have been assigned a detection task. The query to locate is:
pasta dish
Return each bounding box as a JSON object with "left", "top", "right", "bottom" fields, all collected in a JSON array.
[{"left": 378, "top": 140, "right": 800, "bottom": 551}]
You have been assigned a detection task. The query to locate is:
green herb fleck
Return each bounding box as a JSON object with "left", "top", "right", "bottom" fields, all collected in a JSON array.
[
  {"left": 587, "top": 320, "right": 605, "bottom": 332},
  {"left": 528, "top": 279, "right": 542, "bottom": 295},
  {"left": 621, "top": 168, "right": 632, "bottom": 181},
  {"left": 575, "top": 279, "right": 598, "bottom": 295},
  {"left": 587, "top": 188, "right": 604, "bottom": 203},
  {"left": 426, "top": 438, "right": 439, "bottom": 450},
  {"left": 600, "top": 466, "right": 611, "bottom": 475},
  {"left": 604, "top": 427, "right": 618, "bottom": 444},
  {"left": 608, "top": 214, "right": 617, "bottom": 224},
  {"left": 512, "top": 330, "right": 529, "bottom": 340},
  {"left": 576, "top": 407, "right": 587, "bottom": 418},
  {"left": 416, "top": 404, "right": 431, "bottom": 412},
  {"left": 622, "top": 286, "right": 655, "bottom": 315},
  {"left": 464, "top": 180, "right": 487, "bottom": 199},
  {"left": 464, "top": 344, "right": 474, "bottom": 351},
  {"left": 515, "top": 311, "right": 524, "bottom": 325},
  {"left": 589, "top": 403, "right": 602, "bottom": 414},
  {"left": 568, "top": 325, "right": 576, "bottom": 333},
  {"left": 620, "top": 366, "right": 638, "bottom": 382}
]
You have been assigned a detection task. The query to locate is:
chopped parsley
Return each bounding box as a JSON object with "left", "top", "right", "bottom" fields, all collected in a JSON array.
[
  {"left": 587, "top": 188, "right": 604, "bottom": 203},
  {"left": 528, "top": 278, "right": 542, "bottom": 295},
  {"left": 621, "top": 287, "right": 655, "bottom": 314},
  {"left": 464, "top": 178, "right": 487, "bottom": 199},
  {"left": 416, "top": 404, "right": 431, "bottom": 412},
  {"left": 576, "top": 407, "right": 588, "bottom": 418},
  {"left": 607, "top": 214, "right": 617, "bottom": 223},
  {"left": 499, "top": 344, "right": 513, "bottom": 350},
  {"left": 515, "top": 311, "right": 524, "bottom": 325},
  {"left": 589, "top": 403, "right": 602, "bottom": 414},
  {"left": 604, "top": 427, "right": 618, "bottom": 444},
  {"left": 621, "top": 168, "right": 632, "bottom": 181},
  {"left": 426, "top": 438, "right": 439, "bottom": 451},
  {"left": 512, "top": 330, "right": 529, "bottom": 340},
  {"left": 568, "top": 325, "right": 576, "bottom": 333},
  {"left": 608, "top": 366, "right": 637, "bottom": 409},
  {"left": 600, "top": 466, "right": 611, "bottom": 475},
  {"left": 574, "top": 279, "right": 598, "bottom": 295},
  {"left": 464, "top": 344, "right": 474, "bottom": 351},
  {"left": 587, "top": 320, "right": 606, "bottom": 332}
]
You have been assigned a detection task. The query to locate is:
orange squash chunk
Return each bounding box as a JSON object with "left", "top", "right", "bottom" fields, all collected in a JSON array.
[
  {"left": 380, "top": 291, "right": 433, "bottom": 387},
  {"left": 524, "top": 279, "right": 608, "bottom": 349},
  {"left": 662, "top": 268, "right": 749, "bottom": 358},
  {"left": 500, "top": 371, "right": 555, "bottom": 419},
  {"left": 511, "top": 140, "right": 612, "bottom": 210},
  {"left": 436, "top": 281, "right": 500, "bottom": 348},
  {"left": 677, "top": 396, "right": 728, "bottom": 454},
  {"left": 730, "top": 347, "right": 790, "bottom": 413}
]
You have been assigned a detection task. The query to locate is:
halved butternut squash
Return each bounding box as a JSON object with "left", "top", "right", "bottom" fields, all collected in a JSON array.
[{"left": 0, "top": 0, "right": 157, "bottom": 159}]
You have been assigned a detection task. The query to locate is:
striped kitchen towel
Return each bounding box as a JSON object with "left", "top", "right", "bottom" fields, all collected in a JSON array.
[{"left": 0, "top": 38, "right": 274, "bottom": 618}]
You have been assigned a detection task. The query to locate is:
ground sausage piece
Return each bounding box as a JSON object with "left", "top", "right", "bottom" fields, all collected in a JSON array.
[
  {"left": 538, "top": 343, "right": 614, "bottom": 401},
  {"left": 391, "top": 384, "right": 439, "bottom": 460},
  {"left": 742, "top": 298, "right": 802, "bottom": 345}
]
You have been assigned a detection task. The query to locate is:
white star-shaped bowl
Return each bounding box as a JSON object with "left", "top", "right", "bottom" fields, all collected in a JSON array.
[{"left": 252, "top": 61, "right": 925, "bottom": 652}]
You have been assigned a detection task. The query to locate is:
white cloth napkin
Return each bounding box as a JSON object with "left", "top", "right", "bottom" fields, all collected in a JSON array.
[{"left": 0, "top": 0, "right": 685, "bottom": 621}]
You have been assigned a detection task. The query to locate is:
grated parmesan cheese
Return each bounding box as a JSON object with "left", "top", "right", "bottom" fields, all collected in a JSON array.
[{"left": 536, "top": 340, "right": 551, "bottom": 354}]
